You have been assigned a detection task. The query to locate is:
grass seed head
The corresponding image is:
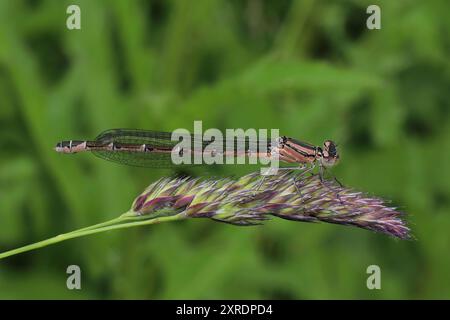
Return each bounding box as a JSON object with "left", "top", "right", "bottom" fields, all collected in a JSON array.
[{"left": 131, "top": 171, "right": 410, "bottom": 239}]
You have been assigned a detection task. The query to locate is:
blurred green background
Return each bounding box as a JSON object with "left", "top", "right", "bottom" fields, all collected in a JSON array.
[{"left": 0, "top": 0, "right": 449, "bottom": 299}]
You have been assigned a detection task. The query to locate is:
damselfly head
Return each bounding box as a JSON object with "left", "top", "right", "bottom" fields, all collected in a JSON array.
[{"left": 319, "top": 140, "right": 340, "bottom": 167}]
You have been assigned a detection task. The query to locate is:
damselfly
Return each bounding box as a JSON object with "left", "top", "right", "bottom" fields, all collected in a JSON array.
[{"left": 55, "top": 129, "right": 340, "bottom": 173}]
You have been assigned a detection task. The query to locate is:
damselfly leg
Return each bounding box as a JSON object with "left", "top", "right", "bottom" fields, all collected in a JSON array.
[
  {"left": 289, "top": 164, "right": 315, "bottom": 192},
  {"left": 251, "top": 164, "right": 313, "bottom": 196},
  {"left": 252, "top": 163, "right": 344, "bottom": 204},
  {"left": 318, "top": 164, "right": 344, "bottom": 203}
]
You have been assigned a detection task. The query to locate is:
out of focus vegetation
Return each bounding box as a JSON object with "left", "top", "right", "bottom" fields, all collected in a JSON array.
[{"left": 0, "top": 0, "right": 449, "bottom": 299}]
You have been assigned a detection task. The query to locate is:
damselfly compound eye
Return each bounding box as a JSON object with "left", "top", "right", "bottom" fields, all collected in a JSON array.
[{"left": 321, "top": 140, "right": 339, "bottom": 167}]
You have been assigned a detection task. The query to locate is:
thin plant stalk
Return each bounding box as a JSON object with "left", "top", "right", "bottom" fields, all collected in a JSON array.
[{"left": 0, "top": 213, "right": 185, "bottom": 259}]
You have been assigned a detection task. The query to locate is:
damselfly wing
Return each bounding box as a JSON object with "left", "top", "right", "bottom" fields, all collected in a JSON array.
[{"left": 55, "top": 129, "right": 276, "bottom": 168}]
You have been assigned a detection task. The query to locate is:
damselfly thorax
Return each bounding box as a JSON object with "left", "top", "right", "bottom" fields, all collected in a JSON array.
[
  {"left": 275, "top": 137, "right": 339, "bottom": 168},
  {"left": 54, "top": 129, "right": 340, "bottom": 169}
]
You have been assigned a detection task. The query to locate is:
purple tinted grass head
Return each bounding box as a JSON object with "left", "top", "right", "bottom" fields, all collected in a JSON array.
[{"left": 131, "top": 171, "right": 411, "bottom": 239}]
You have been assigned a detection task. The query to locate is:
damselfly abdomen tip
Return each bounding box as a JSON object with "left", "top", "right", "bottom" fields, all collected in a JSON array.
[{"left": 55, "top": 140, "right": 89, "bottom": 154}]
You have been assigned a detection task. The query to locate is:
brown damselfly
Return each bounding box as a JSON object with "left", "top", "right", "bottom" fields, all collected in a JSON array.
[{"left": 55, "top": 129, "right": 340, "bottom": 174}]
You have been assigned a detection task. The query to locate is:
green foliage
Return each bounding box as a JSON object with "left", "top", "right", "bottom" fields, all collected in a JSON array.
[{"left": 0, "top": 0, "right": 449, "bottom": 299}]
